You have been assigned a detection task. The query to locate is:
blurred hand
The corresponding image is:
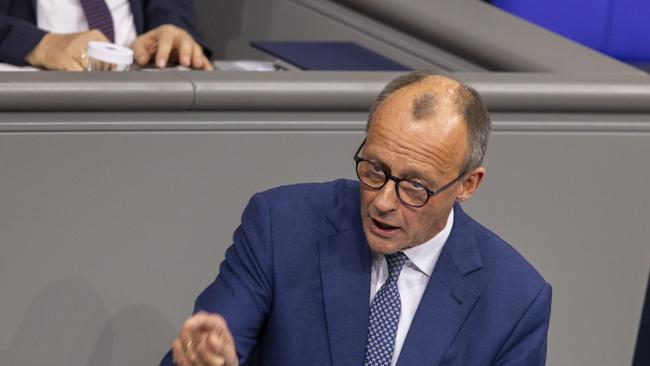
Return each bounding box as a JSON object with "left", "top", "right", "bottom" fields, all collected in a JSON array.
[
  {"left": 172, "top": 312, "right": 238, "bottom": 366},
  {"left": 131, "top": 24, "right": 213, "bottom": 70},
  {"left": 25, "top": 30, "right": 110, "bottom": 71}
]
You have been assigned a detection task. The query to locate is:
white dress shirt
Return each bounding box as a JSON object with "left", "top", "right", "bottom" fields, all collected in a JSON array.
[
  {"left": 370, "top": 207, "right": 454, "bottom": 366},
  {"left": 36, "top": 0, "right": 137, "bottom": 47}
]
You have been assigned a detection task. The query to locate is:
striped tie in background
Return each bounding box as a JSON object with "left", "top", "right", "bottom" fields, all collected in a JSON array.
[{"left": 79, "top": 0, "right": 115, "bottom": 43}]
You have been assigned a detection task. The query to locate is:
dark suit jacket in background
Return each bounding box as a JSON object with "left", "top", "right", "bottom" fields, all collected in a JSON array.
[
  {"left": 0, "top": 0, "right": 207, "bottom": 66},
  {"left": 161, "top": 179, "right": 552, "bottom": 366}
]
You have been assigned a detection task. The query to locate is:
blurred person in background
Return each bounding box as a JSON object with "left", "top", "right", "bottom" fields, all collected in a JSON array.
[{"left": 0, "top": 0, "right": 212, "bottom": 70}]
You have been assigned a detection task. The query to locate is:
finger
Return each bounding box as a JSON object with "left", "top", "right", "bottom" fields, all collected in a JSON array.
[
  {"left": 207, "top": 331, "right": 226, "bottom": 355},
  {"left": 72, "top": 30, "right": 108, "bottom": 71},
  {"left": 210, "top": 329, "right": 237, "bottom": 364},
  {"left": 179, "top": 312, "right": 220, "bottom": 363},
  {"left": 200, "top": 351, "right": 226, "bottom": 366},
  {"left": 177, "top": 38, "right": 194, "bottom": 67},
  {"left": 181, "top": 314, "right": 235, "bottom": 366},
  {"left": 180, "top": 312, "right": 212, "bottom": 339},
  {"left": 180, "top": 312, "right": 232, "bottom": 348},
  {"left": 75, "top": 41, "right": 92, "bottom": 67},
  {"left": 172, "top": 337, "right": 191, "bottom": 366},
  {"left": 63, "top": 57, "right": 84, "bottom": 72},
  {"left": 202, "top": 56, "right": 214, "bottom": 71},
  {"left": 179, "top": 323, "right": 198, "bottom": 364},
  {"left": 154, "top": 32, "right": 175, "bottom": 68},
  {"left": 202, "top": 325, "right": 237, "bottom": 366},
  {"left": 188, "top": 342, "right": 202, "bottom": 365},
  {"left": 88, "top": 29, "right": 110, "bottom": 43},
  {"left": 189, "top": 44, "right": 204, "bottom": 69},
  {"left": 195, "top": 332, "right": 222, "bottom": 366},
  {"left": 183, "top": 334, "right": 201, "bottom": 365},
  {"left": 62, "top": 34, "right": 91, "bottom": 71},
  {"left": 198, "top": 313, "right": 230, "bottom": 335},
  {"left": 131, "top": 36, "right": 153, "bottom": 66},
  {"left": 66, "top": 51, "right": 87, "bottom": 71},
  {"left": 79, "top": 52, "right": 89, "bottom": 70},
  {"left": 185, "top": 312, "right": 228, "bottom": 334}
]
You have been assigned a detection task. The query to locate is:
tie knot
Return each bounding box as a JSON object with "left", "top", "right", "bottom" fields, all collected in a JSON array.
[{"left": 385, "top": 252, "right": 407, "bottom": 280}]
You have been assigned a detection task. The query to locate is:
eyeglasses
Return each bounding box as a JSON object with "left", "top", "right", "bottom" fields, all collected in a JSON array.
[{"left": 353, "top": 138, "right": 467, "bottom": 208}]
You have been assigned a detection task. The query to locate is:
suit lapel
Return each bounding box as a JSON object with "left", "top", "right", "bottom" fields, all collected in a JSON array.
[
  {"left": 128, "top": 0, "right": 144, "bottom": 34},
  {"left": 396, "top": 204, "right": 482, "bottom": 365},
  {"left": 318, "top": 215, "right": 371, "bottom": 366},
  {"left": 29, "top": 0, "right": 37, "bottom": 18}
]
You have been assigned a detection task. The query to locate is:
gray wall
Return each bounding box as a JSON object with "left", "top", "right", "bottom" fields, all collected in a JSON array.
[
  {"left": 471, "top": 117, "right": 650, "bottom": 366},
  {"left": 0, "top": 125, "right": 361, "bottom": 365}
]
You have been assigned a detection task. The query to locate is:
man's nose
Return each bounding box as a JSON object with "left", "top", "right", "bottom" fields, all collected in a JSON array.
[{"left": 373, "top": 180, "right": 400, "bottom": 213}]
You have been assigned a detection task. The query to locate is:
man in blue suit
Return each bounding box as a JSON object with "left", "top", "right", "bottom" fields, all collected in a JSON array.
[
  {"left": 162, "top": 71, "right": 552, "bottom": 366},
  {"left": 0, "top": 0, "right": 211, "bottom": 70}
]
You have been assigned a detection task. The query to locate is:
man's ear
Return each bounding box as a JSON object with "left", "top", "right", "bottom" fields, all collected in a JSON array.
[{"left": 456, "top": 166, "right": 486, "bottom": 202}]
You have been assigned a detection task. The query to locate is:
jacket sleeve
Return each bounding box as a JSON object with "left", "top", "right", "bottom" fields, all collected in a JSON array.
[
  {"left": 160, "top": 192, "right": 274, "bottom": 366},
  {"left": 0, "top": 11, "right": 46, "bottom": 66},
  {"left": 493, "top": 283, "right": 553, "bottom": 366}
]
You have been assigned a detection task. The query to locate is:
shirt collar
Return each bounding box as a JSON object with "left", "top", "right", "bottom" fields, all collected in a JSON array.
[{"left": 402, "top": 207, "right": 454, "bottom": 277}]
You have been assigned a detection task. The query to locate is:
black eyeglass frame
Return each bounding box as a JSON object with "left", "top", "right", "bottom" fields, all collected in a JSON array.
[{"left": 353, "top": 138, "right": 468, "bottom": 208}]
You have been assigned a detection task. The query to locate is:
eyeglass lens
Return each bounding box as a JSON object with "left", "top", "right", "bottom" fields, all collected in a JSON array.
[{"left": 356, "top": 160, "right": 429, "bottom": 207}]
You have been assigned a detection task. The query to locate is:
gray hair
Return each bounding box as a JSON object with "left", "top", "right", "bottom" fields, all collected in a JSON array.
[{"left": 366, "top": 70, "right": 491, "bottom": 173}]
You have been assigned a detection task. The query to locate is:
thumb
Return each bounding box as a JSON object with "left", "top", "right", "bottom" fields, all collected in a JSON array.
[
  {"left": 208, "top": 331, "right": 238, "bottom": 366},
  {"left": 86, "top": 29, "right": 110, "bottom": 43}
]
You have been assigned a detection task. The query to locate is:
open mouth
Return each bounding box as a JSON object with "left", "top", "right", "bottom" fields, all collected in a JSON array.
[{"left": 372, "top": 218, "right": 399, "bottom": 231}]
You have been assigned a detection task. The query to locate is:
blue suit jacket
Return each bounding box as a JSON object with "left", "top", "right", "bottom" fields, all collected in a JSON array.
[
  {"left": 0, "top": 0, "right": 207, "bottom": 66},
  {"left": 162, "top": 179, "right": 552, "bottom": 365}
]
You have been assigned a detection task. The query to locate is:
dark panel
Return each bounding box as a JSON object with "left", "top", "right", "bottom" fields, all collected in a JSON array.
[{"left": 633, "top": 272, "right": 650, "bottom": 366}]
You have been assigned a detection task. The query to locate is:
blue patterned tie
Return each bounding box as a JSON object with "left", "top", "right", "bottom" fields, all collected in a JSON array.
[
  {"left": 364, "top": 252, "right": 408, "bottom": 366},
  {"left": 80, "top": 0, "right": 115, "bottom": 42}
]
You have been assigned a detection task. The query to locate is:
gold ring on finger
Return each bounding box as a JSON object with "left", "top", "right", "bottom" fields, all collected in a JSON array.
[{"left": 184, "top": 340, "right": 193, "bottom": 350}]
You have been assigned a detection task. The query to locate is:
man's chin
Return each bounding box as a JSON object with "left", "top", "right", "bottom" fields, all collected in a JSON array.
[{"left": 366, "top": 237, "right": 405, "bottom": 255}]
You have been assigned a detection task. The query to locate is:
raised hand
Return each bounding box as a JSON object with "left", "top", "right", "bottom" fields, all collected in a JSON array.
[{"left": 172, "top": 312, "right": 238, "bottom": 366}]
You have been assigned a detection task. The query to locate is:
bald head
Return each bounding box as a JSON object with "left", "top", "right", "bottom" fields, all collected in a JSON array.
[
  {"left": 411, "top": 93, "right": 435, "bottom": 120},
  {"left": 367, "top": 71, "right": 491, "bottom": 172}
]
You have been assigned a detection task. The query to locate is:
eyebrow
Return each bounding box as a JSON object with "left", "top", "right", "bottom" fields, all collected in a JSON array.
[
  {"left": 399, "top": 167, "right": 439, "bottom": 187},
  {"left": 364, "top": 154, "right": 439, "bottom": 188}
]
